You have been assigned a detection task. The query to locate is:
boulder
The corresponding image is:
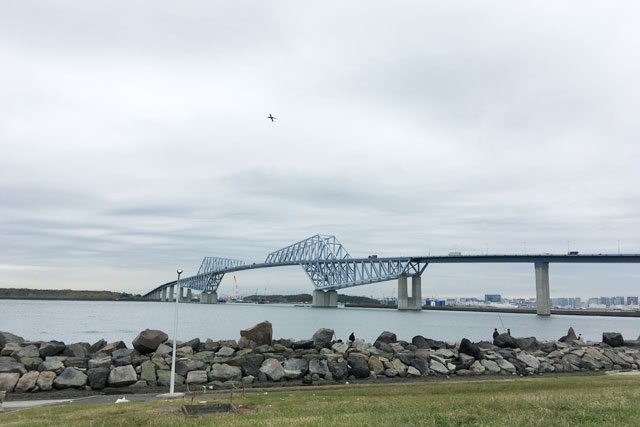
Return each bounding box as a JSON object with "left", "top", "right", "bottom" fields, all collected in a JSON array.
[
  {"left": 292, "top": 340, "right": 315, "bottom": 350},
  {"left": 209, "top": 364, "right": 242, "bottom": 382},
  {"left": 186, "top": 370, "right": 208, "bottom": 384},
  {"left": 216, "top": 347, "right": 235, "bottom": 358},
  {"left": 62, "top": 343, "right": 88, "bottom": 358},
  {"left": 493, "top": 334, "right": 518, "bottom": 349},
  {"left": 559, "top": 327, "right": 578, "bottom": 343},
  {"left": 175, "top": 359, "right": 207, "bottom": 377},
  {"left": 514, "top": 337, "right": 539, "bottom": 352},
  {"left": 430, "top": 360, "right": 448, "bottom": 375},
  {"left": 384, "top": 368, "right": 398, "bottom": 377},
  {"left": 88, "top": 356, "right": 112, "bottom": 370},
  {"left": 240, "top": 321, "right": 273, "bottom": 346},
  {"left": 457, "top": 353, "right": 475, "bottom": 369},
  {"left": 0, "top": 373, "right": 20, "bottom": 392},
  {"left": 410, "top": 358, "right": 429, "bottom": 375},
  {"left": 480, "top": 359, "right": 501, "bottom": 374},
  {"left": 89, "top": 339, "right": 107, "bottom": 354},
  {"left": 157, "top": 370, "right": 184, "bottom": 386},
  {"left": 100, "top": 341, "right": 127, "bottom": 355},
  {"left": 603, "top": 332, "right": 625, "bottom": 348},
  {"left": 312, "top": 328, "right": 334, "bottom": 348},
  {"left": 155, "top": 344, "right": 172, "bottom": 356},
  {"left": 0, "top": 359, "right": 27, "bottom": 375},
  {"left": 260, "top": 359, "right": 285, "bottom": 381},
  {"left": 309, "top": 359, "right": 329, "bottom": 376},
  {"left": 14, "top": 345, "right": 40, "bottom": 359},
  {"left": 175, "top": 346, "right": 193, "bottom": 358},
  {"left": 517, "top": 353, "right": 540, "bottom": 370},
  {"left": 459, "top": 338, "right": 482, "bottom": 360},
  {"left": 368, "top": 356, "right": 385, "bottom": 375},
  {"left": 496, "top": 358, "right": 516, "bottom": 374},
  {"left": 238, "top": 337, "right": 257, "bottom": 350},
  {"left": 63, "top": 357, "right": 87, "bottom": 369},
  {"left": 53, "top": 367, "right": 87, "bottom": 389},
  {"left": 38, "top": 341, "right": 66, "bottom": 358},
  {"left": 470, "top": 360, "right": 486, "bottom": 375},
  {"left": 183, "top": 338, "right": 200, "bottom": 349},
  {"left": 348, "top": 359, "right": 370, "bottom": 378},
  {"left": 36, "top": 371, "right": 56, "bottom": 391},
  {"left": 140, "top": 360, "right": 157, "bottom": 385},
  {"left": 107, "top": 365, "right": 138, "bottom": 387},
  {"left": 283, "top": 358, "right": 308, "bottom": 379},
  {"left": 375, "top": 331, "right": 397, "bottom": 344},
  {"left": 132, "top": 329, "right": 168, "bottom": 354},
  {"left": 407, "top": 366, "right": 422, "bottom": 377},
  {"left": 0, "top": 332, "right": 25, "bottom": 348},
  {"left": 328, "top": 360, "right": 349, "bottom": 380},
  {"left": 39, "top": 359, "right": 65, "bottom": 374},
  {"left": 391, "top": 359, "right": 407, "bottom": 377},
  {"left": 1, "top": 343, "right": 21, "bottom": 356},
  {"left": 412, "top": 335, "right": 446, "bottom": 350},
  {"left": 353, "top": 339, "right": 370, "bottom": 354},
  {"left": 87, "top": 367, "right": 110, "bottom": 390}
]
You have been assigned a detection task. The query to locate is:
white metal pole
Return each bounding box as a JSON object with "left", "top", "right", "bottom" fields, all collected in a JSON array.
[{"left": 169, "top": 269, "right": 182, "bottom": 395}]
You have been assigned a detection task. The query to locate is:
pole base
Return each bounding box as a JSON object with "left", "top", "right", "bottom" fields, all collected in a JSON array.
[{"left": 157, "top": 392, "right": 185, "bottom": 398}]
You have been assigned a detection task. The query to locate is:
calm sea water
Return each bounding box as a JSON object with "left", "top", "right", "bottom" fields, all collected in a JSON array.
[{"left": 1, "top": 300, "right": 639, "bottom": 346}]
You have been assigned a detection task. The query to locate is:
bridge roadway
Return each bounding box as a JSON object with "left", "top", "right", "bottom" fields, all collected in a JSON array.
[{"left": 144, "top": 252, "right": 640, "bottom": 316}]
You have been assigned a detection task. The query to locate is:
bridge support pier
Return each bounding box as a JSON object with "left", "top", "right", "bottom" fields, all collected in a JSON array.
[
  {"left": 200, "top": 292, "right": 218, "bottom": 304},
  {"left": 398, "top": 275, "right": 422, "bottom": 310},
  {"left": 169, "top": 285, "right": 175, "bottom": 302},
  {"left": 312, "top": 290, "right": 338, "bottom": 307},
  {"left": 535, "top": 262, "right": 550, "bottom": 316},
  {"left": 179, "top": 287, "right": 186, "bottom": 303},
  {"left": 161, "top": 287, "right": 167, "bottom": 302},
  {"left": 186, "top": 289, "right": 192, "bottom": 303}
]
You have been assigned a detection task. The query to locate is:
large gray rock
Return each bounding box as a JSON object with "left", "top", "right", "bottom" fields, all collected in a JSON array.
[
  {"left": 457, "top": 353, "right": 475, "bottom": 369},
  {"left": 53, "top": 367, "right": 87, "bottom": 389},
  {"left": 39, "top": 341, "right": 66, "bottom": 358},
  {"left": 175, "top": 359, "right": 206, "bottom": 377},
  {"left": 0, "top": 332, "right": 24, "bottom": 348},
  {"left": 89, "top": 339, "right": 107, "bottom": 354},
  {"left": 514, "top": 337, "right": 539, "bottom": 352},
  {"left": 292, "top": 340, "right": 314, "bottom": 349},
  {"left": 100, "top": 341, "right": 126, "bottom": 355},
  {"left": 38, "top": 359, "right": 65, "bottom": 374},
  {"left": 21, "top": 357, "right": 43, "bottom": 371},
  {"left": 348, "top": 359, "right": 370, "bottom": 378},
  {"left": 14, "top": 345, "right": 40, "bottom": 359},
  {"left": 240, "top": 321, "right": 273, "bottom": 346},
  {"left": 375, "top": 331, "right": 397, "bottom": 344},
  {"left": 368, "top": 356, "right": 385, "bottom": 375},
  {"left": 459, "top": 338, "right": 482, "bottom": 359},
  {"left": 480, "top": 359, "right": 501, "bottom": 374},
  {"left": 216, "top": 347, "right": 235, "bottom": 358},
  {"left": 312, "top": 328, "right": 334, "bottom": 348},
  {"left": 36, "top": 371, "right": 56, "bottom": 391},
  {"left": 517, "top": 353, "right": 540, "bottom": 370},
  {"left": 107, "top": 365, "right": 138, "bottom": 387},
  {"left": 283, "top": 358, "right": 308, "bottom": 379},
  {"left": 209, "top": 364, "right": 242, "bottom": 382},
  {"left": 496, "top": 358, "right": 516, "bottom": 374},
  {"left": 410, "top": 358, "right": 430, "bottom": 375},
  {"left": 140, "top": 360, "right": 157, "bottom": 385},
  {"left": 309, "top": 359, "right": 329, "bottom": 376},
  {"left": 328, "top": 360, "right": 349, "bottom": 380},
  {"left": 470, "top": 360, "right": 486, "bottom": 375},
  {"left": 603, "top": 332, "right": 625, "bottom": 348},
  {"left": 186, "top": 370, "right": 208, "bottom": 384},
  {"left": 157, "top": 370, "right": 184, "bottom": 386},
  {"left": 493, "top": 334, "right": 518, "bottom": 349},
  {"left": 430, "top": 360, "right": 449, "bottom": 375},
  {"left": 88, "top": 356, "right": 111, "bottom": 370},
  {"left": 0, "top": 372, "right": 20, "bottom": 392},
  {"left": 62, "top": 343, "right": 88, "bottom": 358},
  {"left": 259, "top": 359, "right": 285, "bottom": 381},
  {"left": 0, "top": 359, "right": 26, "bottom": 375},
  {"left": 132, "top": 329, "right": 168, "bottom": 354},
  {"left": 87, "top": 367, "right": 110, "bottom": 390}
]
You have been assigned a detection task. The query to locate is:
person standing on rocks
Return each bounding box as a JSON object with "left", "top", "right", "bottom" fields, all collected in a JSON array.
[
  {"left": 493, "top": 328, "right": 499, "bottom": 342},
  {"left": 507, "top": 328, "right": 511, "bottom": 336},
  {"left": 349, "top": 332, "right": 355, "bottom": 342}
]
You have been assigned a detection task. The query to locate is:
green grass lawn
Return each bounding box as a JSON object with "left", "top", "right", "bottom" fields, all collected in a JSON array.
[{"left": 2, "top": 375, "right": 640, "bottom": 426}]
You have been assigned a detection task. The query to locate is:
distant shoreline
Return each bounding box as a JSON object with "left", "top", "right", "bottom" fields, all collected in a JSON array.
[{"left": 345, "top": 303, "right": 640, "bottom": 317}]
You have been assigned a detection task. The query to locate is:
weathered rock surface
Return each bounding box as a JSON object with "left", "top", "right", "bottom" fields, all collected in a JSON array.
[
  {"left": 0, "top": 372, "right": 20, "bottom": 392},
  {"left": 240, "top": 321, "right": 273, "bottom": 346},
  {"left": 186, "top": 370, "right": 208, "bottom": 384},
  {"left": 176, "top": 359, "right": 207, "bottom": 377},
  {"left": 53, "top": 367, "right": 87, "bottom": 389},
  {"left": 39, "top": 341, "right": 66, "bottom": 358},
  {"left": 107, "top": 365, "right": 138, "bottom": 387},
  {"left": 493, "top": 334, "right": 518, "bottom": 349},
  {"left": 603, "top": 332, "right": 624, "bottom": 348},
  {"left": 260, "top": 359, "right": 285, "bottom": 381},
  {"left": 0, "top": 359, "right": 27, "bottom": 375},
  {"left": 459, "top": 338, "right": 482, "bottom": 359},
  {"left": 375, "top": 331, "right": 397, "bottom": 345},
  {"left": 349, "top": 359, "right": 370, "bottom": 378},
  {"left": 87, "top": 367, "right": 110, "bottom": 390},
  {"left": 312, "top": 328, "right": 334, "bottom": 348},
  {"left": 0, "top": 332, "right": 24, "bottom": 348},
  {"left": 36, "top": 371, "right": 56, "bottom": 391},
  {"left": 209, "top": 364, "right": 242, "bottom": 382}
]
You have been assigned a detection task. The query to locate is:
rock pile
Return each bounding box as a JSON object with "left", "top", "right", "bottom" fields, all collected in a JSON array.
[{"left": 1, "top": 324, "right": 639, "bottom": 393}]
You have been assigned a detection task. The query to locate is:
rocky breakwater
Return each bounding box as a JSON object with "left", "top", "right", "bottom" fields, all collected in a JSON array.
[{"left": 1, "top": 325, "right": 640, "bottom": 394}]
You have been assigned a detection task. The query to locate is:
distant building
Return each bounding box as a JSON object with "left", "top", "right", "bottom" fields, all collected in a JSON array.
[
  {"left": 588, "top": 297, "right": 600, "bottom": 306},
  {"left": 574, "top": 297, "right": 583, "bottom": 309},
  {"left": 627, "top": 296, "right": 639, "bottom": 305},
  {"left": 599, "top": 297, "right": 611, "bottom": 307},
  {"left": 613, "top": 296, "right": 625, "bottom": 306},
  {"left": 485, "top": 294, "right": 502, "bottom": 303}
]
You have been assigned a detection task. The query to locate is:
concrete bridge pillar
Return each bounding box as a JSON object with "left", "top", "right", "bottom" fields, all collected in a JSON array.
[
  {"left": 312, "top": 290, "right": 338, "bottom": 307},
  {"left": 186, "top": 289, "right": 192, "bottom": 303},
  {"left": 398, "top": 275, "right": 422, "bottom": 310},
  {"left": 179, "top": 287, "right": 185, "bottom": 303},
  {"left": 169, "top": 285, "right": 175, "bottom": 302},
  {"left": 161, "top": 287, "right": 167, "bottom": 302},
  {"left": 200, "top": 292, "right": 218, "bottom": 304},
  {"left": 535, "top": 262, "right": 550, "bottom": 316}
]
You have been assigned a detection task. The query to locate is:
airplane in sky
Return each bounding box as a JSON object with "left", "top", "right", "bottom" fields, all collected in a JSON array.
[{"left": 267, "top": 114, "right": 277, "bottom": 122}]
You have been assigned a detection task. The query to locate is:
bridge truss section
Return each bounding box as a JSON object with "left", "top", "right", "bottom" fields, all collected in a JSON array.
[
  {"left": 179, "top": 257, "right": 245, "bottom": 293},
  {"left": 266, "top": 235, "right": 427, "bottom": 290}
]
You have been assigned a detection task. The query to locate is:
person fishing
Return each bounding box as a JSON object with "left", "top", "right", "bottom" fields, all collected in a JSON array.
[
  {"left": 349, "top": 332, "right": 355, "bottom": 342},
  {"left": 493, "top": 328, "right": 499, "bottom": 342}
]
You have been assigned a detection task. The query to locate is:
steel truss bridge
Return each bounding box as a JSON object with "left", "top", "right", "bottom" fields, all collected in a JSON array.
[{"left": 143, "top": 234, "right": 640, "bottom": 314}]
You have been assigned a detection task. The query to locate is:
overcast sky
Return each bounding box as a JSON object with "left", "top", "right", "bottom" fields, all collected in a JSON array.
[{"left": 1, "top": 1, "right": 639, "bottom": 299}]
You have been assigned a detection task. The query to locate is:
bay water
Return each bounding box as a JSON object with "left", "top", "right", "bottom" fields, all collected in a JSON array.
[{"left": 1, "top": 299, "right": 639, "bottom": 346}]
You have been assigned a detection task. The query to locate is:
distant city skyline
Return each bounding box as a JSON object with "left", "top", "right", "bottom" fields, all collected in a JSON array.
[{"left": 1, "top": 2, "right": 639, "bottom": 297}]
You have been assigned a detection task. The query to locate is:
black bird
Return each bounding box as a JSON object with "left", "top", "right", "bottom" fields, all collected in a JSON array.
[{"left": 267, "top": 114, "right": 277, "bottom": 122}]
